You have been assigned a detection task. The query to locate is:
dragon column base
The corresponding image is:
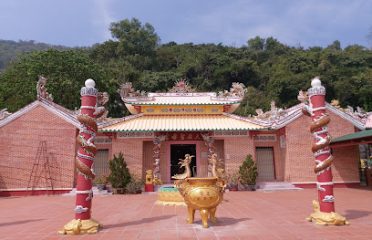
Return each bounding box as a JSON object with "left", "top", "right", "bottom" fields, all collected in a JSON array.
[
  {"left": 306, "top": 200, "right": 348, "bottom": 226},
  {"left": 58, "top": 219, "right": 101, "bottom": 235}
]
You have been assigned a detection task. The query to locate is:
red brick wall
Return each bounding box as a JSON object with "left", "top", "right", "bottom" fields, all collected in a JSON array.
[
  {"left": 111, "top": 137, "right": 144, "bottom": 177},
  {"left": 222, "top": 133, "right": 285, "bottom": 181},
  {"left": 332, "top": 146, "right": 360, "bottom": 182},
  {"left": 0, "top": 105, "right": 77, "bottom": 190},
  {"left": 285, "top": 111, "right": 360, "bottom": 183},
  {"left": 223, "top": 136, "right": 255, "bottom": 175}
]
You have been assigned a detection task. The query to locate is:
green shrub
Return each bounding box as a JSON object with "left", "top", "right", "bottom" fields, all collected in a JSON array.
[
  {"left": 108, "top": 153, "right": 131, "bottom": 189},
  {"left": 239, "top": 154, "right": 258, "bottom": 185}
]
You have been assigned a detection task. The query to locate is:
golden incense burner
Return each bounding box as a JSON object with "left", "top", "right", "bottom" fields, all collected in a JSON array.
[
  {"left": 177, "top": 177, "right": 224, "bottom": 228},
  {"left": 174, "top": 154, "right": 225, "bottom": 228}
]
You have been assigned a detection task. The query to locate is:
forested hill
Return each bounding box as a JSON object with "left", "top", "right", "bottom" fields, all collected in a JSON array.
[
  {"left": 0, "top": 40, "right": 68, "bottom": 70},
  {"left": 0, "top": 18, "right": 371, "bottom": 118}
]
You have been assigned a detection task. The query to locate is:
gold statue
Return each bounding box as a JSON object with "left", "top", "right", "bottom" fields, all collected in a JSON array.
[
  {"left": 175, "top": 153, "right": 225, "bottom": 228},
  {"left": 172, "top": 154, "right": 193, "bottom": 180},
  {"left": 145, "top": 169, "right": 153, "bottom": 184},
  {"left": 307, "top": 200, "right": 349, "bottom": 225}
]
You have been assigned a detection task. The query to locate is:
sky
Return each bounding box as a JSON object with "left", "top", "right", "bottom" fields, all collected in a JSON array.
[{"left": 0, "top": 0, "right": 371, "bottom": 48}]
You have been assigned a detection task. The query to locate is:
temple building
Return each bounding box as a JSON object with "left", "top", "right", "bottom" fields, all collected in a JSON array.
[{"left": 0, "top": 79, "right": 370, "bottom": 195}]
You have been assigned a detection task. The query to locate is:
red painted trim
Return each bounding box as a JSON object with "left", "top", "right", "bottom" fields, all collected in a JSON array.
[
  {"left": 294, "top": 182, "right": 360, "bottom": 189},
  {"left": 0, "top": 190, "right": 71, "bottom": 197}
]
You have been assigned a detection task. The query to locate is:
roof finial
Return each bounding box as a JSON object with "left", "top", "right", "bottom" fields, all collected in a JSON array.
[
  {"left": 85, "top": 79, "right": 96, "bottom": 88},
  {"left": 311, "top": 77, "right": 322, "bottom": 88}
]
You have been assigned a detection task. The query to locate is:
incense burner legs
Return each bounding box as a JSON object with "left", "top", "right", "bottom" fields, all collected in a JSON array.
[
  {"left": 177, "top": 177, "right": 224, "bottom": 228},
  {"left": 187, "top": 206, "right": 217, "bottom": 228}
]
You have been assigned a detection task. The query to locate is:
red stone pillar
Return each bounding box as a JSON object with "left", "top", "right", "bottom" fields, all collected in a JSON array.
[
  {"left": 302, "top": 77, "right": 347, "bottom": 225},
  {"left": 60, "top": 79, "right": 101, "bottom": 234}
]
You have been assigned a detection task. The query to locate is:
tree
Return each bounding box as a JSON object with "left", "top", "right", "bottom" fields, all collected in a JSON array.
[
  {"left": 326, "top": 40, "right": 341, "bottom": 51},
  {"left": 0, "top": 49, "right": 107, "bottom": 112},
  {"left": 108, "top": 153, "right": 131, "bottom": 190},
  {"left": 0, "top": 39, "right": 67, "bottom": 71},
  {"left": 110, "top": 18, "right": 160, "bottom": 56},
  {"left": 247, "top": 36, "right": 265, "bottom": 51},
  {"left": 239, "top": 155, "right": 258, "bottom": 186}
]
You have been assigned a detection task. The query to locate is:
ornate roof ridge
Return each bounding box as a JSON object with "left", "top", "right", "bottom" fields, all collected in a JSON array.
[
  {"left": 120, "top": 81, "right": 245, "bottom": 105},
  {"left": 325, "top": 103, "right": 365, "bottom": 130},
  {"left": 249, "top": 102, "right": 366, "bottom": 130}
]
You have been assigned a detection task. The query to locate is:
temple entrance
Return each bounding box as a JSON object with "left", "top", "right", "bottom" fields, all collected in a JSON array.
[
  {"left": 170, "top": 144, "right": 196, "bottom": 180},
  {"left": 256, "top": 147, "right": 275, "bottom": 181}
]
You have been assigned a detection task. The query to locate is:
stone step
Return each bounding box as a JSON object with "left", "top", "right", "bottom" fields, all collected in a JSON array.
[{"left": 256, "top": 182, "right": 303, "bottom": 191}]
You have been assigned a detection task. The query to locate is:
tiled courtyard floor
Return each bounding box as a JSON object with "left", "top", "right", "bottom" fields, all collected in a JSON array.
[{"left": 0, "top": 188, "right": 372, "bottom": 240}]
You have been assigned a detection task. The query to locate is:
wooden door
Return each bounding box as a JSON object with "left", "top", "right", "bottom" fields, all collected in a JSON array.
[
  {"left": 94, "top": 149, "right": 109, "bottom": 178},
  {"left": 256, "top": 147, "right": 275, "bottom": 181}
]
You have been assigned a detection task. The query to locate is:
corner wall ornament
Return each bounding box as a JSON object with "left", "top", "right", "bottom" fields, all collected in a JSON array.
[
  {"left": 0, "top": 108, "right": 12, "bottom": 120},
  {"left": 36, "top": 75, "right": 53, "bottom": 101},
  {"left": 59, "top": 79, "right": 101, "bottom": 234},
  {"left": 299, "top": 77, "right": 348, "bottom": 226}
]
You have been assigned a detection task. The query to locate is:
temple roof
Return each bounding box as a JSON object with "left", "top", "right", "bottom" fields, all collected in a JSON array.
[
  {"left": 120, "top": 81, "right": 246, "bottom": 114},
  {"left": 0, "top": 99, "right": 80, "bottom": 128},
  {"left": 124, "top": 92, "right": 242, "bottom": 106},
  {"left": 100, "top": 113, "right": 266, "bottom": 132}
]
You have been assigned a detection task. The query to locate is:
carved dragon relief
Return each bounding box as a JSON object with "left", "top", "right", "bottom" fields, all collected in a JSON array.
[
  {"left": 119, "top": 82, "right": 147, "bottom": 100},
  {"left": 254, "top": 100, "right": 287, "bottom": 121},
  {"left": 0, "top": 108, "right": 12, "bottom": 120},
  {"left": 37, "top": 75, "right": 53, "bottom": 101},
  {"left": 94, "top": 92, "right": 109, "bottom": 122},
  {"left": 217, "top": 82, "right": 246, "bottom": 98}
]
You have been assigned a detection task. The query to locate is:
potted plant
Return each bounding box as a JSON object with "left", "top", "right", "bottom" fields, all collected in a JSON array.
[
  {"left": 125, "top": 174, "right": 145, "bottom": 194},
  {"left": 239, "top": 154, "right": 258, "bottom": 191},
  {"left": 226, "top": 170, "right": 240, "bottom": 191},
  {"left": 93, "top": 175, "right": 107, "bottom": 191},
  {"left": 108, "top": 152, "right": 131, "bottom": 194}
]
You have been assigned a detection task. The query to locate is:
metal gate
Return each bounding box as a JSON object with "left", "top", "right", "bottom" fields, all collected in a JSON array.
[
  {"left": 256, "top": 147, "right": 275, "bottom": 181},
  {"left": 94, "top": 149, "right": 109, "bottom": 178}
]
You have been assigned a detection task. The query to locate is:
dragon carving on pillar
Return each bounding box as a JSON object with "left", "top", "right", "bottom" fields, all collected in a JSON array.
[
  {"left": 298, "top": 77, "right": 348, "bottom": 226},
  {"left": 60, "top": 79, "right": 102, "bottom": 234}
]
